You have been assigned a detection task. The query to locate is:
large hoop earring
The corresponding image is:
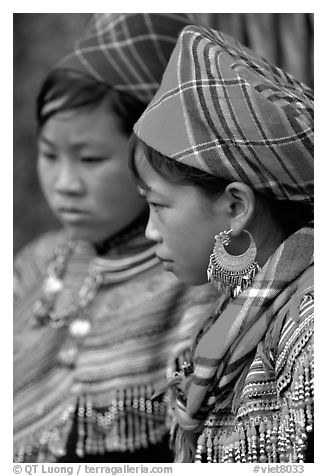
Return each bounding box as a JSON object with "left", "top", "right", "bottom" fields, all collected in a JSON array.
[{"left": 207, "top": 229, "right": 260, "bottom": 298}]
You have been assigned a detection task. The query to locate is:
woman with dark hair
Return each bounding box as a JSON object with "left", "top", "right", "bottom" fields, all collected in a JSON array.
[
  {"left": 13, "top": 14, "right": 217, "bottom": 463},
  {"left": 129, "top": 25, "right": 314, "bottom": 463}
]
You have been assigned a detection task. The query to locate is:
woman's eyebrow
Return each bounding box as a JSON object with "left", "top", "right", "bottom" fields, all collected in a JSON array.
[
  {"left": 137, "top": 186, "right": 148, "bottom": 197},
  {"left": 137, "top": 184, "right": 167, "bottom": 200},
  {"left": 38, "top": 135, "right": 54, "bottom": 147},
  {"left": 137, "top": 181, "right": 151, "bottom": 193}
]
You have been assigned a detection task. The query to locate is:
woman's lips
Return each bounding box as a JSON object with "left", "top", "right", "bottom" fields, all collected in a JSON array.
[{"left": 57, "top": 207, "right": 89, "bottom": 222}]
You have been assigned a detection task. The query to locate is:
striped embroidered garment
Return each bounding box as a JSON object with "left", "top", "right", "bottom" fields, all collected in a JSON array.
[
  {"left": 197, "top": 271, "right": 314, "bottom": 464},
  {"left": 13, "top": 229, "right": 216, "bottom": 462}
]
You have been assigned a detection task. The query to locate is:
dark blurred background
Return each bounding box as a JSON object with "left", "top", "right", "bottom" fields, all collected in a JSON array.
[{"left": 13, "top": 13, "right": 313, "bottom": 255}]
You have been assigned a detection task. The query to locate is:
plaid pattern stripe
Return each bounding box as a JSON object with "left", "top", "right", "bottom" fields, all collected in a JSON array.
[
  {"left": 58, "top": 13, "right": 194, "bottom": 104},
  {"left": 134, "top": 25, "right": 314, "bottom": 205}
]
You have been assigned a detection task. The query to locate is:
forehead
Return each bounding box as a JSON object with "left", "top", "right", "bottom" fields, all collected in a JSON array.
[
  {"left": 41, "top": 101, "right": 123, "bottom": 143},
  {"left": 133, "top": 146, "right": 213, "bottom": 214},
  {"left": 134, "top": 146, "right": 172, "bottom": 194}
]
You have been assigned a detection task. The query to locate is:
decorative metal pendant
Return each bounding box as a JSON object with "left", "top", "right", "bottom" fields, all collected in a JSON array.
[
  {"left": 43, "top": 274, "right": 64, "bottom": 297},
  {"left": 57, "top": 344, "right": 79, "bottom": 367},
  {"left": 69, "top": 319, "right": 92, "bottom": 339},
  {"left": 207, "top": 230, "right": 260, "bottom": 298}
]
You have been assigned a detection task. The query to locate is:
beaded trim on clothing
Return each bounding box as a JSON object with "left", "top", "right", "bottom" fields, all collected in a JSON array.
[
  {"left": 172, "top": 288, "right": 314, "bottom": 463},
  {"left": 192, "top": 321, "right": 314, "bottom": 463},
  {"left": 193, "top": 354, "right": 313, "bottom": 463},
  {"left": 14, "top": 384, "right": 168, "bottom": 463}
]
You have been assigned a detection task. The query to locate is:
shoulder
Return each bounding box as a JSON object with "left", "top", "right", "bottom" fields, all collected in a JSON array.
[
  {"left": 14, "top": 229, "right": 66, "bottom": 298},
  {"left": 14, "top": 230, "right": 65, "bottom": 267}
]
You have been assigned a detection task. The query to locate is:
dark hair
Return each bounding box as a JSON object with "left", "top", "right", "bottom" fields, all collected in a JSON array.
[
  {"left": 260, "top": 194, "right": 313, "bottom": 236},
  {"left": 129, "top": 132, "right": 313, "bottom": 236},
  {"left": 37, "top": 68, "right": 147, "bottom": 136},
  {"left": 128, "top": 132, "right": 231, "bottom": 198}
]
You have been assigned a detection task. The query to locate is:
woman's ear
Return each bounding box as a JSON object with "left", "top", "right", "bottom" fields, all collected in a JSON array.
[{"left": 224, "top": 182, "right": 256, "bottom": 235}]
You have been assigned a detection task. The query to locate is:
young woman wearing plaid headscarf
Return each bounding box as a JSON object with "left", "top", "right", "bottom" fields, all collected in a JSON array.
[
  {"left": 129, "top": 25, "right": 314, "bottom": 463},
  {"left": 13, "top": 14, "right": 218, "bottom": 463}
]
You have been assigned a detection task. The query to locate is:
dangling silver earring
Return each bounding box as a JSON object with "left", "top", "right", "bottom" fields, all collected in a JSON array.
[{"left": 207, "top": 228, "right": 260, "bottom": 298}]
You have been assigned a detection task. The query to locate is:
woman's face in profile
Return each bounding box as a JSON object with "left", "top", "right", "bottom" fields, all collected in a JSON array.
[
  {"left": 37, "top": 100, "right": 146, "bottom": 243},
  {"left": 134, "top": 148, "right": 226, "bottom": 286}
]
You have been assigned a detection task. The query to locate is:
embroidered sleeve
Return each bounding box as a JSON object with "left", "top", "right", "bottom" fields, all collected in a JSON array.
[{"left": 275, "top": 290, "right": 314, "bottom": 462}]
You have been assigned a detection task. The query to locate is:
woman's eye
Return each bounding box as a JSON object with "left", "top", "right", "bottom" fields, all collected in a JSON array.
[
  {"left": 149, "top": 202, "right": 164, "bottom": 210},
  {"left": 81, "top": 157, "right": 106, "bottom": 164},
  {"left": 40, "top": 151, "right": 57, "bottom": 161}
]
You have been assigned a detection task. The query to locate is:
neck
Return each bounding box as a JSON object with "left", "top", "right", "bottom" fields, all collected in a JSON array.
[
  {"left": 94, "top": 210, "right": 149, "bottom": 256},
  {"left": 252, "top": 223, "right": 285, "bottom": 268}
]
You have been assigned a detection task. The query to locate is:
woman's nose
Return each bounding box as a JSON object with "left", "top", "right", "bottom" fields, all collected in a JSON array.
[
  {"left": 145, "top": 214, "right": 162, "bottom": 243},
  {"left": 54, "top": 162, "right": 84, "bottom": 195}
]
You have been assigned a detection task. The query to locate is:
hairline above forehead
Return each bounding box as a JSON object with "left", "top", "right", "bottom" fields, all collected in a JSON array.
[
  {"left": 39, "top": 90, "right": 135, "bottom": 144},
  {"left": 133, "top": 145, "right": 220, "bottom": 213},
  {"left": 133, "top": 146, "right": 164, "bottom": 194},
  {"left": 38, "top": 68, "right": 148, "bottom": 137}
]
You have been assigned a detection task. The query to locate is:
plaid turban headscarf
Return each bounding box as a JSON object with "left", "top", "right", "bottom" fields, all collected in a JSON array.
[
  {"left": 134, "top": 25, "right": 314, "bottom": 205},
  {"left": 58, "top": 13, "right": 195, "bottom": 104}
]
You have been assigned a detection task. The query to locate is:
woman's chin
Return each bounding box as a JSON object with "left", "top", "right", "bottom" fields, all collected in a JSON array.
[
  {"left": 168, "top": 265, "right": 208, "bottom": 287},
  {"left": 63, "top": 225, "right": 102, "bottom": 243}
]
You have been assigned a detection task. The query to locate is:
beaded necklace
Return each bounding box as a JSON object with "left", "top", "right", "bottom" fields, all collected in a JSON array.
[
  {"left": 30, "top": 239, "right": 102, "bottom": 366},
  {"left": 30, "top": 219, "right": 156, "bottom": 367}
]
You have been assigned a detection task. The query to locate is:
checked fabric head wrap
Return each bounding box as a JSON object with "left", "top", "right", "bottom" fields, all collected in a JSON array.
[
  {"left": 134, "top": 25, "right": 314, "bottom": 205},
  {"left": 58, "top": 13, "right": 195, "bottom": 104}
]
